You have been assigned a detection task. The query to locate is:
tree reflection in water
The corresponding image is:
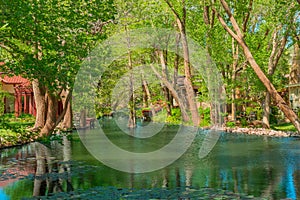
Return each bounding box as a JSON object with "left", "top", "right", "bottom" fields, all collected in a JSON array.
[
  {"left": 33, "top": 136, "right": 73, "bottom": 196},
  {"left": 1, "top": 131, "right": 300, "bottom": 199}
]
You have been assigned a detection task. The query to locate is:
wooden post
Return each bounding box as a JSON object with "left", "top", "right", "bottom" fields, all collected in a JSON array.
[
  {"left": 3, "top": 96, "right": 7, "bottom": 113},
  {"left": 29, "top": 93, "right": 33, "bottom": 115},
  {"left": 24, "top": 93, "right": 28, "bottom": 114},
  {"left": 14, "top": 89, "right": 21, "bottom": 117}
]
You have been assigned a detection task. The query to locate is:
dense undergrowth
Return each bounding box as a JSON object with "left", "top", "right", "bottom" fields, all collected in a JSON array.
[{"left": 0, "top": 113, "right": 37, "bottom": 148}]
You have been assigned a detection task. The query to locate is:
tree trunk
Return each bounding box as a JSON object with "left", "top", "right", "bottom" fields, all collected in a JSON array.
[
  {"left": 262, "top": 92, "right": 271, "bottom": 128},
  {"left": 142, "top": 78, "right": 152, "bottom": 107},
  {"left": 151, "top": 64, "right": 189, "bottom": 121},
  {"left": 40, "top": 92, "right": 58, "bottom": 136},
  {"left": 158, "top": 50, "right": 172, "bottom": 116},
  {"left": 262, "top": 28, "right": 287, "bottom": 128},
  {"left": 231, "top": 38, "right": 239, "bottom": 122},
  {"left": 60, "top": 89, "right": 72, "bottom": 130},
  {"left": 172, "top": 33, "right": 180, "bottom": 108},
  {"left": 216, "top": 0, "right": 300, "bottom": 133},
  {"left": 32, "top": 79, "right": 46, "bottom": 130},
  {"left": 176, "top": 15, "right": 199, "bottom": 126},
  {"left": 79, "top": 109, "right": 86, "bottom": 128},
  {"left": 127, "top": 43, "right": 136, "bottom": 128},
  {"left": 179, "top": 26, "right": 200, "bottom": 126},
  {"left": 164, "top": 0, "right": 200, "bottom": 126}
]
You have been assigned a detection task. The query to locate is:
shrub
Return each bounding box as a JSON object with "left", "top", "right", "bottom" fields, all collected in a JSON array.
[
  {"left": 226, "top": 121, "right": 236, "bottom": 128},
  {"left": 199, "top": 107, "right": 210, "bottom": 127},
  {"left": 166, "top": 108, "right": 182, "bottom": 124},
  {"left": 240, "top": 118, "right": 248, "bottom": 127}
]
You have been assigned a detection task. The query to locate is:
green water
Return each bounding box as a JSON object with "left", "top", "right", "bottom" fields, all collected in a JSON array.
[{"left": 1, "top": 119, "right": 300, "bottom": 199}]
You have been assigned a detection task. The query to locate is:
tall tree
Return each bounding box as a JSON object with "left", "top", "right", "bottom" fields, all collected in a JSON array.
[
  {"left": 213, "top": 0, "right": 300, "bottom": 133},
  {"left": 164, "top": 0, "right": 200, "bottom": 126},
  {"left": 0, "top": 0, "right": 114, "bottom": 135}
]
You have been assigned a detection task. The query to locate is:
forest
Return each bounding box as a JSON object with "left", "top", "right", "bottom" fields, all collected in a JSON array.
[
  {"left": 1, "top": 1, "right": 300, "bottom": 199},
  {"left": 0, "top": 0, "right": 300, "bottom": 136}
]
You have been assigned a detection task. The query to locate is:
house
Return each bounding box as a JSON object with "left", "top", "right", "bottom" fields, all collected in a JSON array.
[{"left": 0, "top": 74, "right": 36, "bottom": 117}]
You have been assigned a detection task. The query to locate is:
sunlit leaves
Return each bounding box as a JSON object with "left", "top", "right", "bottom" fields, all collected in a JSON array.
[{"left": 0, "top": 0, "right": 115, "bottom": 93}]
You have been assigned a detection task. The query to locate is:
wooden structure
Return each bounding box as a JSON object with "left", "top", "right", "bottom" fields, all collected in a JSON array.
[{"left": 0, "top": 75, "right": 36, "bottom": 117}]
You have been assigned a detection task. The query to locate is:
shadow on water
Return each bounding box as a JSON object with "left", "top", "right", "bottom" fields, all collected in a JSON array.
[{"left": 0, "top": 119, "right": 300, "bottom": 199}]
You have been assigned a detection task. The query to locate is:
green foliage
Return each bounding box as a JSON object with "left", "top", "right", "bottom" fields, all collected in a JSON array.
[
  {"left": 270, "top": 106, "right": 279, "bottom": 124},
  {"left": 199, "top": 107, "right": 210, "bottom": 127},
  {"left": 271, "top": 122, "right": 297, "bottom": 132},
  {"left": 226, "top": 121, "right": 236, "bottom": 128},
  {"left": 240, "top": 118, "right": 248, "bottom": 127},
  {"left": 37, "top": 131, "right": 73, "bottom": 146},
  {"left": 0, "top": 83, "right": 9, "bottom": 116},
  {"left": 166, "top": 108, "right": 182, "bottom": 125},
  {"left": 1, "top": 0, "right": 115, "bottom": 92},
  {"left": 0, "top": 113, "right": 37, "bottom": 148}
]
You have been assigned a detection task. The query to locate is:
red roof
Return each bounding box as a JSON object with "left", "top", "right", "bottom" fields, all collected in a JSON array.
[{"left": 1, "top": 75, "right": 31, "bottom": 86}]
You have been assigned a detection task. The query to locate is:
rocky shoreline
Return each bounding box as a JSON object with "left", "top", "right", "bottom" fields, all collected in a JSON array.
[{"left": 224, "top": 127, "right": 298, "bottom": 137}]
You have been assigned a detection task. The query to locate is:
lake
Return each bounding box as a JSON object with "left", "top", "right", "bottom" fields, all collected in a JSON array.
[{"left": 1, "top": 118, "right": 300, "bottom": 199}]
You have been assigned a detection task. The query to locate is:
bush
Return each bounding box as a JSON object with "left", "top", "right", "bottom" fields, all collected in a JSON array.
[
  {"left": 226, "top": 121, "right": 236, "bottom": 128},
  {"left": 240, "top": 118, "right": 248, "bottom": 127},
  {"left": 166, "top": 108, "right": 182, "bottom": 124},
  {"left": 199, "top": 107, "right": 210, "bottom": 127},
  {"left": 270, "top": 106, "right": 279, "bottom": 124}
]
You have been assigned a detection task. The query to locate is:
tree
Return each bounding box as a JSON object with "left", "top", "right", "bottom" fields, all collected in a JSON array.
[
  {"left": 213, "top": 0, "right": 300, "bottom": 133},
  {"left": 0, "top": 0, "right": 114, "bottom": 135},
  {"left": 164, "top": 0, "right": 201, "bottom": 126}
]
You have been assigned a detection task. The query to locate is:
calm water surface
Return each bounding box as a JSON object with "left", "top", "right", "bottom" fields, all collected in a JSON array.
[{"left": 1, "top": 119, "right": 300, "bottom": 199}]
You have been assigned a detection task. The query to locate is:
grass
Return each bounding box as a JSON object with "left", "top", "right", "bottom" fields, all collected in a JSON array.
[{"left": 270, "top": 122, "right": 297, "bottom": 132}]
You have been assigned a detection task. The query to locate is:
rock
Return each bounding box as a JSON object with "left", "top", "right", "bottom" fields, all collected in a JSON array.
[{"left": 225, "top": 127, "right": 292, "bottom": 137}]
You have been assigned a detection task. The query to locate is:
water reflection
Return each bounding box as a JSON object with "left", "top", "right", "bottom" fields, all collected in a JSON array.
[
  {"left": 33, "top": 137, "right": 73, "bottom": 196},
  {"left": 0, "top": 128, "right": 299, "bottom": 199}
]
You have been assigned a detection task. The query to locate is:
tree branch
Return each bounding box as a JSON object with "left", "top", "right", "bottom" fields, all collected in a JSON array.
[
  {"left": 163, "top": 0, "right": 183, "bottom": 26},
  {"left": 212, "top": 7, "right": 240, "bottom": 42},
  {"left": 242, "top": 0, "right": 253, "bottom": 33},
  {"left": 150, "top": 64, "right": 190, "bottom": 122},
  {"left": 219, "top": 0, "right": 244, "bottom": 39}
]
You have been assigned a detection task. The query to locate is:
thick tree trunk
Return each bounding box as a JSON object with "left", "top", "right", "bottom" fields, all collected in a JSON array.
[
  {"left": 32, "top": 79, "right": 46, "bottom": 130},
  {"left": 60, "top": 90, "right": 72, "bottom": 130},
  {"left": 262, "top": 92, "right": 271, "bottom": 128},
  {"left": 217, "top": 0, "right": 300, "bottom": 133},
  {"left": 40, "top": 92, "right": 58, "bottom": 136}
]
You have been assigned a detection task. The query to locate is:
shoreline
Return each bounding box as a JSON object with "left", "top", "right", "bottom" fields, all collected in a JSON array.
[
  {"left": 223, "top": 126, "right": 298, "bottom": 137},
  {"left": 1, "top": 126, "right": 299, "bottom": 150}
]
